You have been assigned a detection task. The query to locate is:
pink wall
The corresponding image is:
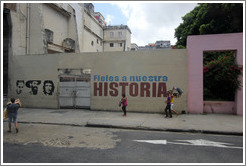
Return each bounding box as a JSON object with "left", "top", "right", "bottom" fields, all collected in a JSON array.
[
  {"left": 203, "top": 101, "right": 235, "bottom": 114},
  {"left": 187, "top": 33, "right": 243, "bottom": 115}
]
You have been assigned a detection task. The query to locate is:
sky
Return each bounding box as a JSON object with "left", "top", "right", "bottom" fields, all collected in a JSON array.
[{"left": 93, "top": 2, "right": 198, "bottom": 46}]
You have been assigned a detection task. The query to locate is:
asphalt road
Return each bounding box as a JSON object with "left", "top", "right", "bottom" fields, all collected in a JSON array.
[{"left": 3, "top": 123, "right": 243, "bottom": 163}]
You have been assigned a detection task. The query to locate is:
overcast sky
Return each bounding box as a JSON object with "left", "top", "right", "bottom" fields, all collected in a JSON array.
[{"left": 93, "top": 2, "right": 198, "bottom": 46}]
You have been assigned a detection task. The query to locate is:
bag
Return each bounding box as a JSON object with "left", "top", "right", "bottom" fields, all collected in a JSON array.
[
  {"left": 176, "top": 88, "right": 183, "bottom": 95},
  {"left": 3, "top": 108, "right": 8, "bottom": 119},
  {"left": 15, "top": 99, "right": 22, "bottom": 107},
  {"left": 173, "top": 93, "right": 179, "bottom": 97},
  {"left": 118, "top": 100, "right": 121, "bottom": 107}
]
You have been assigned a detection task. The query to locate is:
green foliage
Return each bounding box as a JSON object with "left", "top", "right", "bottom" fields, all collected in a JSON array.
[
  {"left": 203, "top": 51, "right": 242, "bottom": 101},
  {"left": 174, "top": 3, "right": 243, "bottom": 47},
  {"left": 176, "top": 45, "right": 186, "bottom": 49}
]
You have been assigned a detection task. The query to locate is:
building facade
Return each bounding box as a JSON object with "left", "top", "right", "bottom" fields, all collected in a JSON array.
[
  {"left": 155, "top": 40, "right": 171, "bottom": 49},
  {"left": 82, "top": 3, "right": 104, "bottom": 52},
  {"left": 3, "top": 3, "right": 131, "bottom": 55},
  {"left": 103, "top": 25, "right": 132, "bottom": 52},
  {"left": 3, "top": 3, "right": 131, "bottom": 95},
  {"left": 138, "top": 40, "right": 172, "bottom": 51},
  {"left": 131, "top": 43, "right": 139, "bottom": 51}
]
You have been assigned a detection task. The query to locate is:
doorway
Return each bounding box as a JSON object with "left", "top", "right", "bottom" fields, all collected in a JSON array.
[
  {"left": 3, "top": 8, "right": 12, "bottom": 96},
  {"left": 58, "top": 69, "right": 91, "bottom": 109}
]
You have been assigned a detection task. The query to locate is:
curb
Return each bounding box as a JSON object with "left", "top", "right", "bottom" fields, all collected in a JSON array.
[
  {"left": 4, "top": 121, "right": 243, "bottom": 136},
  {"left": 84, "top": 123, "right": 244, "bottom": 136}
]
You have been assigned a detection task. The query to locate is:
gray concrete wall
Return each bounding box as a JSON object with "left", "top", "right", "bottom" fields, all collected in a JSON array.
[
  {"left": 29, "top": 4, "right": 46, "bottom": 55},
  {"left": 8, "top": 49, "right": 187, "bottom": 113}
]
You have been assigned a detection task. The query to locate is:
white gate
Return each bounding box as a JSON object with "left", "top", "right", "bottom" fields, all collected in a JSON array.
[{"left": 59, "top": 76, "right": 91, "bottom": 109}]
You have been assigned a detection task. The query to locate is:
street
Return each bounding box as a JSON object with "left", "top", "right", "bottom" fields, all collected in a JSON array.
[{"left": 3, "top": 122, "right": 243, "bottom": 163}]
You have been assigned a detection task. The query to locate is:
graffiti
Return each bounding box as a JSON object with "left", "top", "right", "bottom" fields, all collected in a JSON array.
[
  {"left": 93, "top": 75, "right": 168, "bottom": 97},
  {"left": 26, "top": 80, "right": 41, "bottom": 95},
  {"left": 16, "top": 80, "right": 54, "bottom": 96},
  {"left": 94, "top": 82, "right": 167, "bottom": 97},
  {"left": 93, "top": 75, "right": 168, "bottom": 82},
  {"left": 16, "top": 80, "right": 25, "bottom": 94},
  {"left": 43, "top": 80, "right": 55, "bottom": 95}
]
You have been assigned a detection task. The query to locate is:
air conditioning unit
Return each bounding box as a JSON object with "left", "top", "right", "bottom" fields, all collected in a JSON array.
[
  {"left": 62, "top": 38, "right": 75, "bottom": 50},
  {"left": 45, "top": 29, "right": 53, "bottom": 43}
]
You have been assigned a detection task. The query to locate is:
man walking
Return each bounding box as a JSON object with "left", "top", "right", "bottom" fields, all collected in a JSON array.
[
  {"left": 7, "top": 98, "right": 21, "bottom": 133},
  {"left": 164, "top": 91, "right": 172, "bottom": 118}
]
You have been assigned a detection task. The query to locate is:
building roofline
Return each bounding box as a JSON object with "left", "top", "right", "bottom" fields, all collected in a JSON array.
[{"left": 103, "top": 25, "right": 132, "bottom": 34}]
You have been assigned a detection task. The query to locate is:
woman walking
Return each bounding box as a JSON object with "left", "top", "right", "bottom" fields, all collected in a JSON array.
[{"left": 121, "top": 94, "right": 128, "bottom": 116}]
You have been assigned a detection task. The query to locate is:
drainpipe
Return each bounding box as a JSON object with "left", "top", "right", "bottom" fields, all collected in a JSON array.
[
  {"left": 124, "top": 40, "right": 126, "bottom": 51},
  {"left": 26, "top": 3, "right": 30, "bottom": 54},
  {"left": 102, "top": 29, "right": 104, "bottom": 52}
]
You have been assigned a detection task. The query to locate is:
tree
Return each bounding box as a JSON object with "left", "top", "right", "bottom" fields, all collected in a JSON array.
[
  {"left": 203, "top": 51, "right": 242, "bottom": 101},
  {"left": 174, "top": 3, "right": 243, "bottom": 47}
]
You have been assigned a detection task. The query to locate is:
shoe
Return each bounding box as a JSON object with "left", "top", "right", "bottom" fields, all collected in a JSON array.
[
  {"left": 8, "top": 130, "right": 11, "bottom": 133},
  {"left": 165, "top": 116, "right": 169, "bottom": 118},
  {"left": 16, "top": 128, "right": 19, "bottom": 133}
]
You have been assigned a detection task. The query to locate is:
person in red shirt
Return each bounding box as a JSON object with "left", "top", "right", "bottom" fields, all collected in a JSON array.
[{"left": 121, "top": 94, "right": 128, "bottom": 116}]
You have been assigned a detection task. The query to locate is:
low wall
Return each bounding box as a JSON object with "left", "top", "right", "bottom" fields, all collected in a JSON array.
[
  {"left": 203, "top": 101, "right": 235, "bottom": 114},
  {"left": 8, "top": 49, "right": 188, "bottom": 113}
]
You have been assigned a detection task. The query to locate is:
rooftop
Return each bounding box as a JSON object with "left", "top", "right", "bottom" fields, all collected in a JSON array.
[{"left": 103, "top": 25, "right": 132, "bottom": 34}]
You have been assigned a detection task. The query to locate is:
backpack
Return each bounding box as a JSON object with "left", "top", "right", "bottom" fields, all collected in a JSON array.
[{"left": 176, "top": 88, "right": 183, "bottom": 95}]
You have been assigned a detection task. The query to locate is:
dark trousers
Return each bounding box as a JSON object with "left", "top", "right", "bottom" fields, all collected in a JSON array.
[
  {"left": 122, "top": 106, "right": 127, "bottom": 115},
  {"left": 165, "top": 104, "right": 172, "bottom": 117}
]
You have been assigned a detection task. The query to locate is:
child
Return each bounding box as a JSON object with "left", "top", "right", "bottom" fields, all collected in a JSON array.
[
  {"left": 121, "top": 94, "right": 128, "bottom": 116},
  {"left": 170, "top": 90, "right": 178, "bottom": 115}
]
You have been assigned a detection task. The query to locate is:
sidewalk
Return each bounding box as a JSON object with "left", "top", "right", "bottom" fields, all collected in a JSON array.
[{"left": 3, "top": 108, "right": 244, "bottom": 136}]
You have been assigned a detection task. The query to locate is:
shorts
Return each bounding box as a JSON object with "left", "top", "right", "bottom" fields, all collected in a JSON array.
[
  {"left": 8, "top": 113, "right": 18, "bottom": 123},
  {"left": 171, "top": 103, "right": 174, "bottom": 110}
]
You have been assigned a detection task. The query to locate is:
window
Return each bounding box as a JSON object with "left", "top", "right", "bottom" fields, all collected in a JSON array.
[
  {"left": 91, "top": 41, "right": 94, "bottom": 46},
  {"left": 119, "top": 43, "right": 123, "bottom": 47},
  {"left": 118, "top": 32, "right": 122, "bottom": 38},
  {"left": 110, "top": 43, "right": 114, "bottom": 47},
  {"left": 45, "top": 29, "right": 53, "bottom": 43},
  {"left": 97, "top": 39, "right": 99, "bottom": 44},
  {"left": 110, "top": 32, "right": 114, "bottom": 38}
]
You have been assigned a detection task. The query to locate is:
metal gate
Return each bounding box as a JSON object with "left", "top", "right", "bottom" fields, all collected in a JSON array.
[{"left": 59, "top": 76, "right": 91, "bottom": 109}]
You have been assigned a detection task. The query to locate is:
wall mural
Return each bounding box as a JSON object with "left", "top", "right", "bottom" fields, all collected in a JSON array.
[
  {"left": 16, "top": 80, "right": 55, "bottom": 95},
  {"left": 26, "top": 80, "right": 41, "bottom": 95},
  {"left": 16, "top": 80, "right": 25, "bottom": 94}
]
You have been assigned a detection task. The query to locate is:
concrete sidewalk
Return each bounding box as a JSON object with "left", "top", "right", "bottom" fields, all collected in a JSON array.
[{"left": 3, "top": 108, "right": 244, "bottom": 136}]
